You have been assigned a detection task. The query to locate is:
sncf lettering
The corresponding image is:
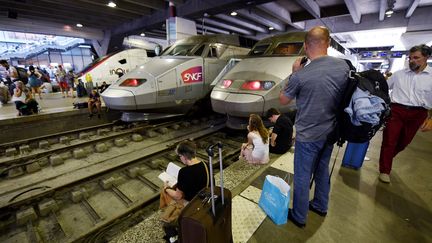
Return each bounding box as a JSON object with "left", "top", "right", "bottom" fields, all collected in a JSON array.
[
  {"left": 181, "top": 66, "right": 203, "bottom": 83},
  {"left": 183, "top": 72, "right": 202, "bottom": 82}
]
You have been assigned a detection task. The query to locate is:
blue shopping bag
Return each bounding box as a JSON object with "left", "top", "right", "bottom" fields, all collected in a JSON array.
[{"left": 258, "top": 175, "right": 290, "bottom": 225}]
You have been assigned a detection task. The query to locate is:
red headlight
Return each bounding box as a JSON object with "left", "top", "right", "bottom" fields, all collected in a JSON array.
[
  {"left": 119, "top": 78, "right": 147, "bottom": 87},
  {"left": 222, "top": 79, "right": 233, "bottom": 88},
  {"left": 241, "top": 80, "right": 262, "bottom": 90},
  {"left": 240, "top": 80, "right": 275, "bottom": 90}
]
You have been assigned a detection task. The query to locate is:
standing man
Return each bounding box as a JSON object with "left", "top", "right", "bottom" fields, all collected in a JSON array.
[
  {"left": 266, "top": 108, "right": 293, "bottom": 154},
  {"left": 279, "top": 26, "right": 350, "bottom": 228},
  {"left": 55, "top": 65, "right": 67, "bottom": 98},
  {"left": 378, "top": 44, "right": 432, "bottom": 183}
]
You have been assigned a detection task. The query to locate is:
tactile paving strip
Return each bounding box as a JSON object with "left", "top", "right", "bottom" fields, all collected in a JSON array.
[
  {"left": 240, "top": 185, "right": 262, "bottom": 204},
  {"left": 232, "top": 194, "right": 266, "bottom": 243},
  {"left": 271, "top": 152, "right": 294, "bottom": 174}
]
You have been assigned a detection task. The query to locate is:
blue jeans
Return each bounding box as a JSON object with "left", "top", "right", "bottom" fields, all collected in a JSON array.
[{"left": 291, "top": 140, "right": 333, "bottom": 224}]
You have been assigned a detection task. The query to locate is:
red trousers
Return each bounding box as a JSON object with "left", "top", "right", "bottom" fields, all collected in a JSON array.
[{"left": 379, "top": 103, "right": 428, "bottom": 174}]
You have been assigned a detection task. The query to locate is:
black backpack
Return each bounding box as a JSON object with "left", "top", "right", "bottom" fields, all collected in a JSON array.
[
  {"left": 331, "top": 60, "right": 391, "bottom": 146},
  {"left": 15, "top": 66, "right": 29, "bottom": 84}
]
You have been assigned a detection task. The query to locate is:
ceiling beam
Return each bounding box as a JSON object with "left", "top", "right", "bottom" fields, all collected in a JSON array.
[
  {"left": 111, "top": 0, "right": 273, "bottom": 36},
  {"left": 0, "top": 16, "right": 104, "bottom": 40},
  {"left": 257, "top": 2, "right": 304, "bottom": 30},
  {"left": 214, "top": 14, "right": 269, "bottom": 33},
  {"left": 0, "top": 5, "right": 123, "bottom": 28},
  {"left": 4, "top": 12, "right": 114, "bottom": 29},
  {"left": 236, "top": 8, "right": 285, "bottom": 32},
  {"left": 343, "top": 0, "right": 361, "bottom": 24},
  {"left": 405, "top": 0, "right": 420, "bottom": 18},
  {"left": 295, "top": 0, "right": 320, "bottom": 19},
  {"left": 196, "top": 23, "right": 230, "bottom": 34},
  {"left": 76, "top": 0, "right": 152, "bottom": 16},
  {"left": 39, "top": 0, "right": 139, "bottom": 19},
  {"left": 122, "top": 0, "right": 165, "bottom": 10},
  {"left": 198, "top": 18, "right": 254, "bottom": 35}
]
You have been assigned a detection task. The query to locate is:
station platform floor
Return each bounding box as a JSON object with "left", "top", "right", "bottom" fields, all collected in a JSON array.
[
  {"left": 0, "top": 92, "right": 88, "bottom": 121},
  {"left": 113, "top": 130, "right": 432, "bottom": 242},
  {"left": 0, "top": 92, "right": 116, "bottom": 144}
]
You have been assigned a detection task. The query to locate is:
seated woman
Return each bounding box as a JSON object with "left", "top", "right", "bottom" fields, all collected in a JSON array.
[
  {"left": 12, "top": 81, "right": 39, "bottom": 116},
  {"left": 159, "top": 140, "right": 209, "bottom": 223},
  {"left": 240, "top": 114, "right": 270, "bottom": 164}
]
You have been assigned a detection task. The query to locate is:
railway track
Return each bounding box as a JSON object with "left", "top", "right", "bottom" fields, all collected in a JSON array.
[
  {"left": 0, "top": 115, "right": 244, "bottom": 243},
  {"left": 0, "top": 120, "right": 178, "bottom": 180}
]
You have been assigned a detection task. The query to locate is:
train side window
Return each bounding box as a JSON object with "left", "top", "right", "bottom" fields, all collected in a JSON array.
[
  {"left": 193, "top": 45, "right": 206, "bottom": 56},
  {"left": 118, "top": 59, "right": 127, "bottom": 64},
  {"left": 248, "top": 44, "right": 270, "bottom": 56},
  {"left": 208, "top": 46, "right": 218, "bottom": 58},
  {"left": 272, "top": 43, "right": 303, "bottom": 56}
]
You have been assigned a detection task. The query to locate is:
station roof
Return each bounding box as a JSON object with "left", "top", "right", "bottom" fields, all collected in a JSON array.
[{"left": 0, "top": 0, "right": 431, "bottom": 52}]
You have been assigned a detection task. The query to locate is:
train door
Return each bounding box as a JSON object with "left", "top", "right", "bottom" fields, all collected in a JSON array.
[{"left": 157, "top": 70, "right": 177, "bottom": 105}]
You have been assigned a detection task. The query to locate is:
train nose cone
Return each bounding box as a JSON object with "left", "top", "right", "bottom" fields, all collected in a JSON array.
[
  {"left": 211, "top": 91, "right": 265, "bottom": 117},
  {"left": 101, "top": 88, "right": 136, "bottom": 110}
]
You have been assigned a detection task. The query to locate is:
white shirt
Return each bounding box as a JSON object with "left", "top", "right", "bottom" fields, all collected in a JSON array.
[{"left": 388, "top": 65, "right": 432, "bottom": 109}]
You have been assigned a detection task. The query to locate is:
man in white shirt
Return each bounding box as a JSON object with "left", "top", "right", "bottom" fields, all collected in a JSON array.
[{"left": 378, "top": 44, "right": 432, "bottom": 183}]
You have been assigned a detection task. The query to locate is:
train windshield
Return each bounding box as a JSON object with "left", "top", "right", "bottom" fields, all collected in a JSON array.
[
  {"left": 249, "top": 44, "right": 270, "bottom": 56},
  {"left": 271, "top": 43, "right": 303, "bottom": 56},
  {"left": 162, "top": 44, "right": 198, "bottom": 56}
]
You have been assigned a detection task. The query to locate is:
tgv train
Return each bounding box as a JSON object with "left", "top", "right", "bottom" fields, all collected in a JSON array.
[
  {"left": 78, "top": 48, "right": 155, "bottom": 87},
  {"left": 210, "top": 32, "right": 352, "bottom": 129},
  {"left": 102, "top": 35, "right": 250, "bottom": 118}
]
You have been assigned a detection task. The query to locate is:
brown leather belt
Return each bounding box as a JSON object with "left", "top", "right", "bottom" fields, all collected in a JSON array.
[{"left": 391, "top": 103, "right": 426, "bottom": 110}]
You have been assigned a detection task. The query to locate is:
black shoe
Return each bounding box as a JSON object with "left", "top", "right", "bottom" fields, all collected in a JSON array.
[
  {"left": 309, "top": 203, "right": 327, "bottom": 217},
  {"left": 288, "top": 209, "right": 306, "bottom": 228},
  {"left": 88, "top": 114, "right": 93, "bottom": 118},
  {"left": 97, "top": 114, "right": 101, "bottom": 119}
]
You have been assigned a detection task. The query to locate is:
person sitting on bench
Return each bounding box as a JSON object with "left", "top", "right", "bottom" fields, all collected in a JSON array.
[{"left": 88, "top": 90, "right": 101, "bottom": 118}]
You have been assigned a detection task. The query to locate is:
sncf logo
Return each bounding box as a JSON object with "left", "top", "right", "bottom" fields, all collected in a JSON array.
[{"left": 181, "top": 66, "right": 203, "bottom": 83}]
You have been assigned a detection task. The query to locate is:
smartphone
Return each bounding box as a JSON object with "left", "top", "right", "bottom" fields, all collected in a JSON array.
[{"left": 300, "top": 56, "right": 308, "bottom": 65}]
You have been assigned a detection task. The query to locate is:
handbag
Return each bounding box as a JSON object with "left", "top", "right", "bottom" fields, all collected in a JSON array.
[{"left": 258, "top": 175, "right": 290, "bottom": 225}]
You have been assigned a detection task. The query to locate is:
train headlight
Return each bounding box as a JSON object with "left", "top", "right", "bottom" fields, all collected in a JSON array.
[
  {"left": 241, "top": 80, "right": 275, "bottom": 90},
  {"left": 119, "top": 78, "right": 147, "bottom": 87},
  {"left": 241, "top": 81, "right": 261, "bottom": 90},
  {"left": 262, "top": 81, "right": 274, "bottom": 90},
  {"left": 222, "top": 79, "right": 233, "bottom": 88}
]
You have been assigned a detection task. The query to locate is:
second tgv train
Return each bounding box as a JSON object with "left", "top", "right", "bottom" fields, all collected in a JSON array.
[
  {"left": 77, "top": 48, "right": 155, "bottom": 87},
  {"left": 210, "top": 32, "right": 354, "bottom": 129},
  {"left": 101, "top": 34, "right": 250, "bottom": 118}
]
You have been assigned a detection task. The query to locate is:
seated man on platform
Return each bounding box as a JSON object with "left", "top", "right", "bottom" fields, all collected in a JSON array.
[
  {"left": 267, "top": 108, "right": 294, "bottom": 154},
  {"left": 159, "top": 140, "right": 210, "bottom": 223}
]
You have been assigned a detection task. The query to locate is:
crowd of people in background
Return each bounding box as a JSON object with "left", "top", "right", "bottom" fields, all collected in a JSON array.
[{"left": 0, "top": 59, "right": 109, "bottom": 118}]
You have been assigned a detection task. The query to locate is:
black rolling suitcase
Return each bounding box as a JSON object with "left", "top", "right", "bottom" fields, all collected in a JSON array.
[{"left": 178, "top": 142, "right": 233, "bottom": 243}]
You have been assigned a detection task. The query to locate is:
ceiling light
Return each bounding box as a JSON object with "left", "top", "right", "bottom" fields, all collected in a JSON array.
[
  {"left": 140, "top": 33, "right": 145, "bottom": 37},
  {"left": 107, "top": 1, "right": 117, "bottom": 8},
  {"left": 269, "top": 26, "right": 274, "bottom": 30},
  {"left": 230, "top": 11, "right": 237, "bottom": 16},
  {"left": 76, "top": 23, "right": 83, "bottom": 28}
]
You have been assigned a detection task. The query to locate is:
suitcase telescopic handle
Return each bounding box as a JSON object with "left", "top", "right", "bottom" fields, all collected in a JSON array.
[{"left": 206, "top": 142, "right": 224, "bottom": 217}]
